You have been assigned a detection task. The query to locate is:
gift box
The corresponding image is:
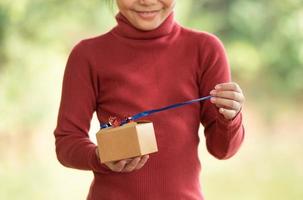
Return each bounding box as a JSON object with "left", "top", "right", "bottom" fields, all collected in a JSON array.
[{"left": 96, "top": 120, "right": 158, "bottom": 163}]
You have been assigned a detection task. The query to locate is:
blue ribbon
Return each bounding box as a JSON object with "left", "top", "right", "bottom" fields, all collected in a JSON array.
[{"left": 100, "top": 95, "right": 212, "bottom": 129}]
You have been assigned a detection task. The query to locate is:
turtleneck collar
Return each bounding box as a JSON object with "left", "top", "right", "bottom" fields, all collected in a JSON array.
[{"left": 112, "top": 11, "right": 177, "bottom": 40}]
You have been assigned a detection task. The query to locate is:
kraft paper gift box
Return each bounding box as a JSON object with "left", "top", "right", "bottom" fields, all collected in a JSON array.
[{"left": 96, "top": 121, "right": 158, "bottom": 163}]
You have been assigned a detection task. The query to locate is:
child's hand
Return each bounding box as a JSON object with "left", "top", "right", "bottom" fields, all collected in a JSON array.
[
  {"left": 210, "top": 82, "right": 245, "bottom": 120},
  {"left": 96, "top": 147, "right": 149, "bottom": 172},
  {"left": 104, "top": 155, "right": 149, "bottom": 173}
]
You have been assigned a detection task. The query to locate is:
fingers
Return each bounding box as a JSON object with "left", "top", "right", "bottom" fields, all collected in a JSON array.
[
  {"left": 105, "top": 155, "right": 149, "bottom": 173},
  {"left": 122, "top": 157, "right": 141, "bottom": 172},
  {"left": 210, "top": 97, "right": 241, "bottom": 111},
  {"left": 106, "top": 159, "right": 129, "bottom": 172},
  {"left": 215, "top": 82, "right": 242, "bottom": 93},
  {"left": 122, "top": 155, "right": 149, "bottom": 172},
  {"left": 210, "top": 82, "right": 245, "bottom": 120},
  {"left": 210, "top": 90, "right": 244, "bottom": 103},
  {"left": 135, "top": 155, "right": 149, "bottom": 170}
]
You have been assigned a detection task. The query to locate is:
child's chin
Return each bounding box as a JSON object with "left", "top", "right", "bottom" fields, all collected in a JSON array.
[{"left": 135, "top": 21, "right": 162, "bottom": 31}]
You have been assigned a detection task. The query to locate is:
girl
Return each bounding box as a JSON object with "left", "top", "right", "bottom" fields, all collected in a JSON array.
[{"left": 54, "top": 0, "right": 245, "bottom": 199}]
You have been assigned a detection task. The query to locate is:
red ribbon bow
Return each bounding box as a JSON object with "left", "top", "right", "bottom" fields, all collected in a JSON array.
[{"left": 108, "top": 116, "right": 134, "bottom": 128}]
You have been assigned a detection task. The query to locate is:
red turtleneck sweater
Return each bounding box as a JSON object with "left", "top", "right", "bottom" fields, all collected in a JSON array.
[{"left": 54, "top": 12, "right": 244, "bottom": 200}]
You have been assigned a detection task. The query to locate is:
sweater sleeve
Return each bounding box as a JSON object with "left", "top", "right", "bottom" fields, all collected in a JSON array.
[
  {"left": 199, "top": 34, "right": 245, "bottom": 160},
  {"left": 54, "top": 41, "right": 112, "bottom": 174}
]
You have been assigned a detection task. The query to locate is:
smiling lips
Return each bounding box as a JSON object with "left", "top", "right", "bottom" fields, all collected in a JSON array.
[{"left": 135, "top": 10, "right": 161, "bottom": 20}]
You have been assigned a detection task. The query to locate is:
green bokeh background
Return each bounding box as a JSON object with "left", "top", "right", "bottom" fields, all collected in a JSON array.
[{"left": 0, "top": 0, "right": 303, "bottom": 199}]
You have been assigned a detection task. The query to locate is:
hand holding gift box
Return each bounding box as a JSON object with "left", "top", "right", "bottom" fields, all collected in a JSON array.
[
  {"left": 96, "top": 120, "right": 158, "bottom": 164},
  {"left": 96, "top": 95, "right": 212, "bottom": 171}
]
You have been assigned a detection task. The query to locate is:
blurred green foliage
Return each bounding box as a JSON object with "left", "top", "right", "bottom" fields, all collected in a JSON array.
[
  {"left": 186, "top": 0, "right": 303, "bottom": 100},
  {"left": 0, "top": 0, "right": 302, "bottom": 132},
  {"left": 0, "top": 0, "right": 303, "bottom": 199}
]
